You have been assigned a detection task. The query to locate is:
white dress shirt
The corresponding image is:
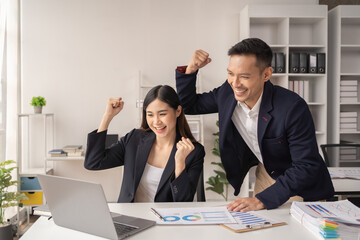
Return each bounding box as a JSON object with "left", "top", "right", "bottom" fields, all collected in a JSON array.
[
  {"left": 231, "top": 93, "right": 264, "bottom": 163},
  {"left": 134, "top": 163, "right": 164, "bottom": 202}
]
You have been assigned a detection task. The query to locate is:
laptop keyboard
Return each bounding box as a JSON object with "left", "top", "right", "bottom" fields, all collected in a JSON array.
[{"left": 114, "top": 223, "right": 138, "bottom": 236}]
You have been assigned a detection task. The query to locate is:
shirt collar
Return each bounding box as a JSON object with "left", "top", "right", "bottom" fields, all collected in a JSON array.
[{"left": 238, "top": 91, "right": 263, "bottom": 117}]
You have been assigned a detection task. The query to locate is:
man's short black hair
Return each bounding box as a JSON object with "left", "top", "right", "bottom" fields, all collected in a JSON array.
[{"left": 228, "top": 38, "right": 273, "bottom": 71}]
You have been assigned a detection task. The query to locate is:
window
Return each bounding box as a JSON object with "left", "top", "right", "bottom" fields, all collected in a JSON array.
[{"left": 0, "top": 0, "right": 6, "bottom": 163}]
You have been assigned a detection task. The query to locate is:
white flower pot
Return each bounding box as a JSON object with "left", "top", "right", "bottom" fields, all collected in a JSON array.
[{"left": 34, "top": 106, "right": 43, "bottom": 114}]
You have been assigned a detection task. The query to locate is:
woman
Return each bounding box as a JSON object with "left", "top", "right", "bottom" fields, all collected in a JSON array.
[{"left": 84, "top": 85, "right": 205, "bottom": 202}]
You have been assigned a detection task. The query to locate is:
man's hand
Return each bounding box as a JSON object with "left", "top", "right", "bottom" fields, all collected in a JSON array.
[
  {"left": 185, "top": 50, "right": 212, "bottom": 74},
  {"left": 227, "top": 197, "right": 265, "bottom": 212}
]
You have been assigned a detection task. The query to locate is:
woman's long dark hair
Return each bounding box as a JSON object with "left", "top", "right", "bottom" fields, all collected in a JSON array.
[{"left": 140, "top": 85, "right": 197, "bottom": 142}]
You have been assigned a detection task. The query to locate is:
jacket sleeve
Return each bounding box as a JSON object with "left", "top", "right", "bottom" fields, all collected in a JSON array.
[
  {"left": 256, "top": 99, "right": 334, "bottom": 209},
  {"left": 169, "top": 144, "right": 205, "bottom": 202},
  {"left": 84, "top": 129, "right": 135, "bottom": 170},
  {"left": 176, "top": 70, "right": 219, "bottom": 114}
]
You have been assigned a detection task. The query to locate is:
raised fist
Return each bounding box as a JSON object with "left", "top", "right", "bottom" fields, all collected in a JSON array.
[{"left": 185, "top": 50, "right": 212, "bottom": 74}]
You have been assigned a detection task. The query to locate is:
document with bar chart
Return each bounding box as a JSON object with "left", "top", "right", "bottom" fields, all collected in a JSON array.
[
  {"left": 152, "top": 206, "right": 237, "bottom": 225},
  {"left": 222, "top": 211, "right": 286, "bottom": 232}
]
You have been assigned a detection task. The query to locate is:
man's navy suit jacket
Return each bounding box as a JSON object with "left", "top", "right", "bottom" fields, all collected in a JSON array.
[
  {"left": 85, "top": 129, "right": 205, "bottom": 202},
  {"left": 176, "top": 70, "right": 334, "bottom": 209}
]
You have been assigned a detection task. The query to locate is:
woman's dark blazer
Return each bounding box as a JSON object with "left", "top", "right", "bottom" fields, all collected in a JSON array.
[{"left": 84, "top": 128, "right": 205, "bottom": 203}]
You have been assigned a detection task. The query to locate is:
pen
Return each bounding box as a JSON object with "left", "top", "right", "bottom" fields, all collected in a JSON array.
[{"left": 150, "top": 208, "right": 165, "bottom": 221}]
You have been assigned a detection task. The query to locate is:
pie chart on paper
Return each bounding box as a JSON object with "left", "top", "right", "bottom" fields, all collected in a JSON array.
[
  {"left": 182, "top": 215, "right": 201, "bottom": 221},
  {"left": 163, "top": 216, "right": 180, "bottom": 222}
]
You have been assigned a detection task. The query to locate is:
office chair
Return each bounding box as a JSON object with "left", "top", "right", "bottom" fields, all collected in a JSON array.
[
  {"left": 105, "top": 134, "right": 119, "bottom": 148},
  {"left": 320, "top": 143, "right": 360, "bottom": 167},
  {"left": 320, "top": 143, "right": 360, "bottom": 207},
  {"left": 196, "top": 168, "right": 206, "bottom": 202}
]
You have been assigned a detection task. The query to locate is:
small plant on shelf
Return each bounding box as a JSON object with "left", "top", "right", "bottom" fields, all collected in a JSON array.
[{"left": 30, "top": 96, "right": 46, "bottom": 114}]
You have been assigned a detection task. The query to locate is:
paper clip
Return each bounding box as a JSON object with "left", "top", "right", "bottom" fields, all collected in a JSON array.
[{"left": 246, "top": 221, "right": 272, "bottom": 229}]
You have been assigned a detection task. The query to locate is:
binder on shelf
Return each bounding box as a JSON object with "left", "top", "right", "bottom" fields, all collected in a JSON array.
[
  {"left": 299, "top": 53, "right": 308, "bottom": 73},
  {"left": 317, "top": 53, "right": 325, "bottom": 74},
  {"left": 275, "top": 53, "right": 285, "bottom": 73},
  {"left": 290, "top": 53, "right": 299, "bottom": 73},
  {"left": 271, "top": 54, "right": 276, "bottom": 73},
  {"left": 308, "top": 53, "right": 317, "bottom": 73}
]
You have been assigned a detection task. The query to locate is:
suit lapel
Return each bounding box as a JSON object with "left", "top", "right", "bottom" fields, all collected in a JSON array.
[
  {"left": 258, "top": 81, "right": 274, "bottom": 150},
  {"left": 219, "top": 88, "right": 237, "bottom": 148},
  {"left": 133, "top": 131, "right": 156, "bottom": 192},
  {"left": 155, "top": 135, "right": 181, "bottom": 197}
]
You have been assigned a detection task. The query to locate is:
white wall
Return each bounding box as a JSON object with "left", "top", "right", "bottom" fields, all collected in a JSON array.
[{"left": 21, "top": 0, "right": 318, "bottom": 201}]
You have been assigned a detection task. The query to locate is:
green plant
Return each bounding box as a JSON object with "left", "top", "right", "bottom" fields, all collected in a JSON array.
[
  {"left": 30, "top": 96, "right": 46, "bottom": 107},
  {"left": 206, "top": 121, "right": 229, "bottom": 201},
  {"left": 0, "top": 160, "right": 27, "bottom": 225}
]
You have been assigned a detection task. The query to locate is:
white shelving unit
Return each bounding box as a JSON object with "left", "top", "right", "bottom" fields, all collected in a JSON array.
[
  {"left": 328, "top": 5, "right": 360, "bottom": 167},
  {"left": 240, "top": 4, "right": 328, "bottom": 196},
  {"left": 17, "top": 113, "right": 55, "bottom": 207}
]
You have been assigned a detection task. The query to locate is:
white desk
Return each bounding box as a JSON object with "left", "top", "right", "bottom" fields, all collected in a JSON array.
[
  {"left": 329, "top": 167, "right": 360, "bottom": 195},
  {"left": 20, "top": 202, "right": 318, "bottom": 240}
]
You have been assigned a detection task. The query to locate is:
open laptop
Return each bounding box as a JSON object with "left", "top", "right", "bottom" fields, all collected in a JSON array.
[{"left": 37, "top": 174, "right": 155, "bottom": 240}]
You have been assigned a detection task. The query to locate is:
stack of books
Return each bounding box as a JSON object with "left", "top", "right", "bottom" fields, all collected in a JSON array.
[
  {"left": 48, "top": 149, "right": 66, "bottom": 157},
  {"left": 340, "top": 80, "right": 358, "bottom": 103},
  {"left": 290, "top": 200, "right": 360, "bottom": 240},
  {"left": 340, "top": 112, "right": 358, "bottom": 133},
  {"left": 63, "top": 145, "right": 84, "bottom": 157},
  {"left": 288, "top": 80, "right": 310, "bottom": 102}
]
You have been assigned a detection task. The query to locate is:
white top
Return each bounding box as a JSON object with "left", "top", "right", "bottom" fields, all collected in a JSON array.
[
  {"left": 134, "top": 163, "right": 164, "bottom": 202},
  {"left": 231, "top": 93, "right": 263, "bottom": 163}
]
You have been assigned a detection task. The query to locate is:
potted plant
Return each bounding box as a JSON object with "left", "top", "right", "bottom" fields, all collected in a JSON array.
[
  {"left": 206, "top": 121, "right": 230, "bottom": 201},
  {"left": 0, "top": 160, "right": 28, "bottom": 240},
  {"left": 30, "top": 96, "right": 46, "bottom": 114}
]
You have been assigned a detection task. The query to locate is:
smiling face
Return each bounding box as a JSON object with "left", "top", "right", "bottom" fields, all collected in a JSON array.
[
  {"left": 227, "top": 54, "right": 272, "bottom": 109},
  {"left": 145, "top": 98, "right": 181, "bottom": 140}
]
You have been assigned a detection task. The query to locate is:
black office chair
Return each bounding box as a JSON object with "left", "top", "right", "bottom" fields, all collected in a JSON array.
[
  {"left": 196, "top": 168, "right": 206, "bottom": 202},
  {"left": 105, "top": 134, "right": 119, "bottom": 148},
  {"left": 320, "top": 143, "right": 360, "bottom": 207},
  {"left": 320, "top": 143, "right": 360, "bottom": 167}
]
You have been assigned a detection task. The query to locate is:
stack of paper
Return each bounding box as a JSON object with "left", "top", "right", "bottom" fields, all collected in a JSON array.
[
  {"left": 62, "top": 145, "right": 84, "bottom": 157},
  {"left": 290, "top": 200, "right": 360, "bottom": 240},
  {"left": 340, "top": 112, "right": 358, "bottom": 133},
  {"left": 329, "top": 168, "right": 360, "bottom": 180},
  {"left": 340, "top": 80, "right": 358, "bottom": 103}
]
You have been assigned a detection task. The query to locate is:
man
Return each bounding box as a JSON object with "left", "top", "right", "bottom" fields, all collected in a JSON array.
[{"left": 175, "top": 38, "right": 334, "bottom": 211}]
